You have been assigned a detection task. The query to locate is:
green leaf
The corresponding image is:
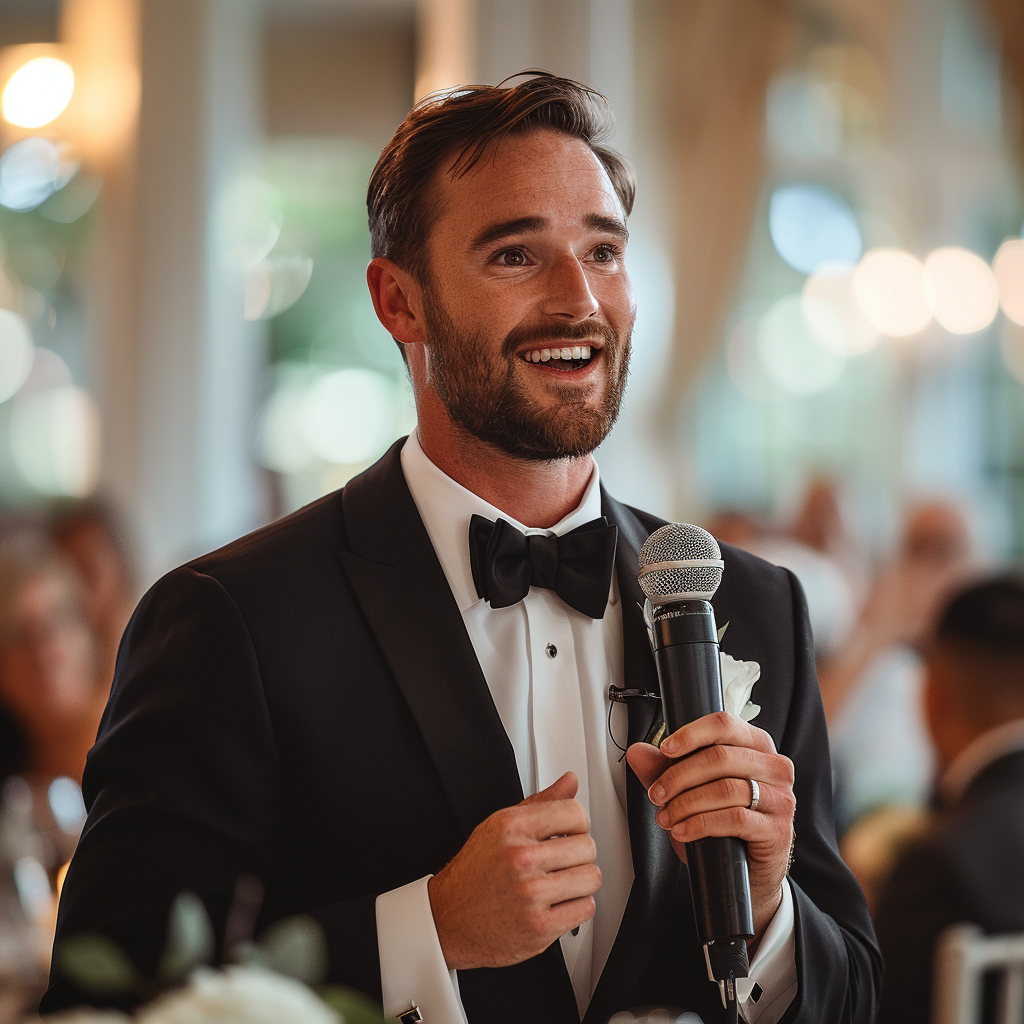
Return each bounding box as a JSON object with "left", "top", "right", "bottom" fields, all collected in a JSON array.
[
  {"left": 258, "top": 915, "right": 328, "bottom": 986},
  {"left": 319, "top": 984, "right": 399, "bottom": 1024},
  {"left": 156, "top": 890, "right": 214, "bottom": 983},
  {"left": 55, "top": 934, "right": 143, "bottom": 996}
]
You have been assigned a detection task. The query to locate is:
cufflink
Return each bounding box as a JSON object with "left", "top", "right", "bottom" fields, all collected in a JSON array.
[{"left": 398, "top": 1002, "right": 424, "bottom": 1023}]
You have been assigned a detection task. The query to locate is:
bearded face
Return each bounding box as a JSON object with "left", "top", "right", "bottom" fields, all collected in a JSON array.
[{"left": 421, "top": 277, "right": 632, "bottom": 462}]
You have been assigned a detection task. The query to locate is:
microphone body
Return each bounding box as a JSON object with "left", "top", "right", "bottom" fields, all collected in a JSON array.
[
  {"left": 636, "top": 522, "right": 754, "bottom": 1003},
  {"left": 650, "top": 600, "right": 755, "bottom": 970}
]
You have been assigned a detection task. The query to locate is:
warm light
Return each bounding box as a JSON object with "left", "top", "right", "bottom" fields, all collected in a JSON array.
[
  {"left": 801, "top": 261, "right": 882, "bottom": 355},
  {"left": 852, "top": 248, "right": 932, "bottom": 337},
  {"left": 2, "top": 57, "right": 74, "bottom": 129},
  {"left": 10, "top": 384, "right": 101, "bottom": 496},
  {"left": 300, "top": 369, "right": 396, "bottom": 464},
  {"left": 757, "top": 295, "right": 845, "bottom": 394},
  {"left": 993, "top": 238, "right": 1024, "bottom": 326},
  {"left": 0, "top": 308, "right": 35, "bottom": 402},
  {"left": 922, "top": 246, "right": 999, "bottom": 334}
]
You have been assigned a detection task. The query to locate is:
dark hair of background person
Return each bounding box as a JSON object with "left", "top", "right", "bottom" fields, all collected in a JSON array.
[
  {"left": 366, "top": 70, "right": 636, "bottom": 295},
  {"left": 932, "top": 574, "right": 1024, "bottom": 711}
]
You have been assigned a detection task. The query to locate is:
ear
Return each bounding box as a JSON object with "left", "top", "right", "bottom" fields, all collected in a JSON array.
[{"left": 366, "top": 257, "right": 426, "bottom": 349}]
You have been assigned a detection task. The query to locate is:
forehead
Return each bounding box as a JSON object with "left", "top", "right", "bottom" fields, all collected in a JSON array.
[{"left": 428, "top": 129, "right": 624, "bottom": 249}]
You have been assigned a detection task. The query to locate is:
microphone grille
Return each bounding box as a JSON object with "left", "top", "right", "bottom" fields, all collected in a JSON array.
[{"left": 637, "top": 523, "right": 724, "bottom": 603}]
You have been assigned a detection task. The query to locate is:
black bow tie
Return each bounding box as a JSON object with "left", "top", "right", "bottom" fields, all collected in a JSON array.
[{"left": 468, "top": 514, "right": 618, "bottom": 619}]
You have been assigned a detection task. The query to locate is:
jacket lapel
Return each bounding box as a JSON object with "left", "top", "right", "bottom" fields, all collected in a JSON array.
[
  {"left": 584, "top": 492, "right": 681, "bottom": 1024},
  {"left": 338, "top": 439, "right": 524, "bottom": 838}
]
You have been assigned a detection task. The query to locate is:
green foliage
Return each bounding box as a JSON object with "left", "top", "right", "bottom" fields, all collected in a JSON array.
[
  {"left": 55, "top": 934, "right": 144, "bottom": 997},
  {"left": 235, "top": 915, "right": 327, "bottom": 987},
  {"left": 156, "top": 891, "right": 215, "bottom": 984}
]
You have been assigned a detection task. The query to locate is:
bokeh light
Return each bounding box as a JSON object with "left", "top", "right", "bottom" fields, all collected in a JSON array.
[
  {"left": 726, "top": 315, "right": 777, "bottom": 400},
  {"left": 993, "top": 238, "right": 1024, "bottom": 326},
  {"left": 243, "top": 256, "right": 314, "bottom": 321},
  {"left": 2, "top": 57, "right": 75, "bottom": 129},
  {"left": 801, "top": 261, "right": 882, "bottom": 355},
  {"left": 255, "top": 376, "right": 314, "bottom": 473},
  {"left": 922, "top": 246, "right": 999, "bottom": 334},
  {"left": 768, "top": 184, "right": 862, "bottom": 274},
  {"left": 217, "top": 175, "right": 284, "bottom": 270},
  {"left": 0, "top": 308, "right": 35, "bottom": 403},
  {"left": 852, "top": 248, "right": 932, "bottom": 337},
  {"left": 757, "top": 295, "right": 845, "bottom": 394},
  {"left": 0, "top": 137, "right": 63, "bottom": 212},
  {"left": 300, "top": 368, "right": 396, "bottom": 464},
  {"left": 10, "top": 385, "right": 102, "bottom": 497}
]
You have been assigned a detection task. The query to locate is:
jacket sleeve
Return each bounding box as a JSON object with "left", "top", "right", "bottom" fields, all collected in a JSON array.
[
  {"left": 779, "top": 569, "right": 883, "bottom": 1024},
  {"left": 40, "top": 567, "right": 382, "bottom": 1013}
]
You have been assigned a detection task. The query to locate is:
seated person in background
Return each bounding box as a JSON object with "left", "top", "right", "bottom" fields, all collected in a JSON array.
[
  {"left": 874, "top": 575, "right": 1024, "bottom": 1024},
  {"left": 823, "top": 500, "right": 974, "bottom": 833},
  {"left": 49, "top": 499, "right": 136, "bottom": 696}
]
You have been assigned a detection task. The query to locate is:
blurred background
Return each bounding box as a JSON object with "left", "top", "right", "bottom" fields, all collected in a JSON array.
[{"left": 0, "top": 0, "right": 1021, "bottom": 1013}]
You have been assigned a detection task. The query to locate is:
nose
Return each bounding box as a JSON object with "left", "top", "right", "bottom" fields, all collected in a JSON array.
[{"left": 538, "top": 253, "right": 600, "bottom": 321}]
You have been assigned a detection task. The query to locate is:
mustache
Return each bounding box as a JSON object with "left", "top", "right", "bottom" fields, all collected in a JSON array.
[{"left": 501, "top": 320, "right": 620, "bottom": 359}]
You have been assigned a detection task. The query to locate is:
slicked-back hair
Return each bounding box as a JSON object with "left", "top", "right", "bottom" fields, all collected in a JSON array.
[{"left": 366, "top": 71, "right": 635, "bottom": 281}]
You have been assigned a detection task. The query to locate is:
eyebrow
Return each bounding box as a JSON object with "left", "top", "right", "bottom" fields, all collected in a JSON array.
[{"left": 468, "top": 213, "right": 629, "bottom": 251}]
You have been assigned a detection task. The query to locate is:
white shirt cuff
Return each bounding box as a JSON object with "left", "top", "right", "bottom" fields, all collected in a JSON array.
[
  {"left": 376, "top": 875, "right": 468, "bottom": 1024},
  {"left": 737, "top": 877, "right": 798, "bottom": 1024}
]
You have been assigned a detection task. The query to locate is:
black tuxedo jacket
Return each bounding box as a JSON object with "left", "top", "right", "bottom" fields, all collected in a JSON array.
[
  {"left": 43, "top": 440, "right": 879, "bottom": 1022},
  {"left": 875, "top": 748, "right": 1024, "bottom": 1024}
]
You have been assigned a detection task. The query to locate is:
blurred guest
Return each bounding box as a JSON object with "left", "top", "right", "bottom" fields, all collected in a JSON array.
[
  {"left": 49, "top": 499, "right": 136, "bottom": 694},
  {"left": 0, "top": 529, "right": 101, "bottom": 787},
  {"left": 823, "top": 500, "right": 975, "bottom": 831},
  {"left": 874, "top": 576, "right": 1024, "bottom": 1024}
]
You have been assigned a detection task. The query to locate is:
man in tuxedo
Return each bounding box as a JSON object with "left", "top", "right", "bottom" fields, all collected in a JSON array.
[
  {"left": 43, "top": 73, "right": 879, "bottom": 1023},
  {"left": 875, "top": 576, "right": 1024, "bottom": 1024}
]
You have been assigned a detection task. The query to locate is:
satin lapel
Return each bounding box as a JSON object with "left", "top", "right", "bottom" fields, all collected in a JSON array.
[
  {"left": 585, "top": 492, "right": 680, "bottom": 1024},
  {"left": 337, "top": 440, "right": 524, "bottom": 838}
]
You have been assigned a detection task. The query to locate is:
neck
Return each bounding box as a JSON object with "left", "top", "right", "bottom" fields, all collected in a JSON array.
[{"left": 416, "top": 420, "right": 595, "bottom": 530}]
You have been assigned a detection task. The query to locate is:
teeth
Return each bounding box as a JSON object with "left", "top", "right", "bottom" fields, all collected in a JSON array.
[
  {"left": 560, "top": 347, "right": 572, "bottom": 360},
  {"left": 582, "top": 345, "right": 591, "bottom": 359},
  {"left": 541, "top": 348, "right": 551, "bottom": 361},
  {"left": 570, "top": 346, "right": 582, "bottom": 359},
  {"left": 531, "top": 350, "right": 541, "bottom": 362}
]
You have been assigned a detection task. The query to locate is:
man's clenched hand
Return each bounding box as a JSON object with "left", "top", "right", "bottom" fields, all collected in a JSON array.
[{"left": 427, "top": 772, "right": 601, "bottom": 970}]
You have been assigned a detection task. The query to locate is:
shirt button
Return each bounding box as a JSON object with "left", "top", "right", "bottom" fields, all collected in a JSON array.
[{"left": 545, "top": 643, "right": 557, "bottom": 659}]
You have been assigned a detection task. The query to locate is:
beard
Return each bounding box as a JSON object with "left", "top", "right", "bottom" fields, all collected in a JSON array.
[{"left": 421, "top": 283, "right": 632, "bottom": 462}]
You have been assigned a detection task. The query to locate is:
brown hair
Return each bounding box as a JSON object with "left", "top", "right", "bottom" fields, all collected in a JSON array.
[{"left": 366, "top": 70, "right": 635, "bottom": 281}]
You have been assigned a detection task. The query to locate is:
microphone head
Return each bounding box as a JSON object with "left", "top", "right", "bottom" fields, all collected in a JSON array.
[{"left": 637, "top": 523, "right": 724, "bottom": 603}]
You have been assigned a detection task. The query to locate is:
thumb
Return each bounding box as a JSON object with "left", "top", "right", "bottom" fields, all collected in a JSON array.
[
  {"left": 522, "top": 771, "right": 578, "bottom": 805},
  {"left": 626, "top": 742, "right": 671, "bottom": 791}
]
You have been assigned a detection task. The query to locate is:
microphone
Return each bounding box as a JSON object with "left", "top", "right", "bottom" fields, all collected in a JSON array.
[{"left": 637, "top": 523, "right": 754, "bottom": 1011}]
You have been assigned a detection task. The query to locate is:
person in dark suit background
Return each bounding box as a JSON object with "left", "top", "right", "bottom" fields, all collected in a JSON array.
[
  {"left": 875, "top": 576, "right": 1024, "bottom": 1024},
  {"left": 42, "top": 74, "right": 879, "bottom": 1023}
]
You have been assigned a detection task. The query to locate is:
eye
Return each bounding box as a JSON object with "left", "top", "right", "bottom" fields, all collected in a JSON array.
[
  {"left": 592, "top": 244, "right": 621, "bottom": 264},
  {"left": 497, "top": 248, "right": 528, "bottom": 267}
]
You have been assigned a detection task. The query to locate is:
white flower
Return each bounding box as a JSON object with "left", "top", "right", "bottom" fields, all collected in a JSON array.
[
  {"left": 720, "top": 652, "right": 761, "bottom": 722},
  {"left": 134, "top": 967, "right": 339, "bottom": 1024}
]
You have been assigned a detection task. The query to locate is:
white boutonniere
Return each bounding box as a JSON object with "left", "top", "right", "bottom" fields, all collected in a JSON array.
[{"left": 720, "top": 650, "right": 761, "bottom": 722}]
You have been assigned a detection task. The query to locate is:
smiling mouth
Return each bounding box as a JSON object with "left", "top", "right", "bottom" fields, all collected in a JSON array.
[{"left": 518, "top": 344, "right": 597, "bottom": 371}]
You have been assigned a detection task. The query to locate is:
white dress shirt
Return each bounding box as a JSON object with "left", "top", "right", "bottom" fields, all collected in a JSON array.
[{"left": 375, "top": 430, "right": 797, "bottom": 1023}]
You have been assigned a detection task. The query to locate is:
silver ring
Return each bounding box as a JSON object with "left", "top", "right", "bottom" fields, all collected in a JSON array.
[{"left": 748, "top": 779, "right": 760, "bottom": 812}]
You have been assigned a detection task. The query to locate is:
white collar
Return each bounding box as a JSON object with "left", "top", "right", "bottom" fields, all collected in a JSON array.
[
  {"left": 400, "top": 430, "right": 605, "bottom": 613},
  {"left": 939, "top": 716, "right": 1024, "bottom": 805}
]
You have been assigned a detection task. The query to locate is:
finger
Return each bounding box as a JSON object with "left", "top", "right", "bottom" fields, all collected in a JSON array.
[
  {"left": 533, "top": 863, "right": 602, "bottom": 907},
  {"left": 518, "top": 797, "right": 591, "bottom": 840},
  {"left": 657, "top": 777, "right": 784, "bottom": 830},
  {"left": 666, "top": 804, "right": 775, "bottom": 846},
  {"left": 625, "top": 742, "right": 671, "bottom": 789},
  {"left": 659, "top": 711, "right": 778, "bottom": 760},
  {"left": 515, "top": 833, "right": 597, "bottom": 874},
  {"left": 522, "top": 771, "right": 578, "bottom": 805},
  {"left": 648, "top": 746, "right": 794, "bottom": 806},
  {"left": 544, "top": 895, "right": 596, "bottom": 937}
]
